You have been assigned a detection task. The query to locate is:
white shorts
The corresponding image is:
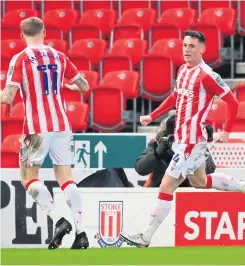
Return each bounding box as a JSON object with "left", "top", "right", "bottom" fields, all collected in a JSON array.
[
  {"left": 166, "top": 142, "right": 207, "bottom": 179},
  {"left": 19, "top": 131, "right": 74, "bottom": 167}
]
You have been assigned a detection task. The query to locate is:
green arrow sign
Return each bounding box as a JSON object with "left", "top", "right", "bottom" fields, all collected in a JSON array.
[{"left": 42, "top": 134, "right": 147, "bottom": 168}]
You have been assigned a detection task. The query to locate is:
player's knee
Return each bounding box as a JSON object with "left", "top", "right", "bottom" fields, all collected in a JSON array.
[
  {"left": 189, "top": 176, "right": 206, "bottom": 188},
  {"left": 160, "top": 174, "right": 179, "bottom": 194},
  {"left": 53, "top": 165, "right": 73, "bottom": 186},
  {"left": 20, "top": 163, "right": 40, "bottom": 188}
]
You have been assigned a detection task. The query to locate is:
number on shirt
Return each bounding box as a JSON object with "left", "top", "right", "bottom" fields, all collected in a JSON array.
[
  {"left": 173, "top": 154, "right": 180, "bottom": 163},
  {"left": 37, "top": 64, "right": 58, "bottom": 95}
]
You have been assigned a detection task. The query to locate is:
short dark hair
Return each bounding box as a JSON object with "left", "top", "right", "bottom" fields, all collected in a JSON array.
[{"left": 184, "top": 29, "right": 206, "bottom": 44}]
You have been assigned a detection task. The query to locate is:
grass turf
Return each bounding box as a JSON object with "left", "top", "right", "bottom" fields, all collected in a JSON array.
[{"left": 1, "top": 247, "right": 245, "bottom": 265}]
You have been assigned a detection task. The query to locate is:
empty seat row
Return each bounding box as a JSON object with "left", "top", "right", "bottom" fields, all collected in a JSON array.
[
  {"left": 1, "top": 7, "right": 241, "bottom": 37},
  {"left": 1, "top": 54, "right": 175, "bottom": 103},
  {"left": 1, "top": 0, "right": 242, "bottom": 18},
  {"left": 0, "top": 36, "right": 230, "bottom": 77},
  {"left": 1, "top": 101, "right": 89, "bottom": 139},
  {"left": 207, "top": 100, "right": 245, "bottom": 132},
  {"left": 2, "top": 96, "right": 245, "bottom": 152},
  {"left": 1, "top": 86, "right": 126, "bottom": 140}
]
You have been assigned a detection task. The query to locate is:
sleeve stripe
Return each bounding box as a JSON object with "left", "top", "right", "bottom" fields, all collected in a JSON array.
[{"left": 218, "top": 89, "right": 229, "bottom": 99}]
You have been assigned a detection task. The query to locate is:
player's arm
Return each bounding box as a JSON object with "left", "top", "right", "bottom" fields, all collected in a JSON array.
[
  {"left": 1, "top": 56, "right": 22, "bottom": 104},
  {"left": 64, "top": 56, "right": 89, "bottom": 93},
  {"left": 66, "top": 74, "right": 89, "bottom": 93},
  {"left": 202, "top": 73, "right": 239, "bottom": 133},
  {"left": 0, "top": 85, "right": 19, "bottom": 104},
  {"left": 149, "top": 91, "right": 177, "bottom": 120},
  {"left": 140, "top": 91, "right": 177, "bottom": 126}
]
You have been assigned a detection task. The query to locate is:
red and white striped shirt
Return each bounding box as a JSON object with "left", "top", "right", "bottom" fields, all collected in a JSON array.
[
  {"left": 150, "top": 61, "right": 233, "bottom": 144},
  {"left": 6, "top": 44, "right": 80, "bottom": 135}
]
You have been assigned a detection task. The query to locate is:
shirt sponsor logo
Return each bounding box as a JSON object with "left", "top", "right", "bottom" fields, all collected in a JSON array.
[{"left": 174, "top": 87, "right": 194, "bottom": 98}]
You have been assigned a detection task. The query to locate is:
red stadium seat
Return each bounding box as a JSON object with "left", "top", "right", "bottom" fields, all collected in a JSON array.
[
  {"left": 44, "top": 39, "right": 68, "bottom": 54},
  {"left": 118, "top": 8, "right": 156, "bottom": 32},
  {"left": 110, "top": 25, "right": 144, "bottom": 48},
  {"left": 233, "top": 82, "right": 245, "bottom": 102},
  {"left": 43, "top": 9, "right": 78, "bottom": 34},
  {"left": 90, "top": 87, "right": 126, "bottom": 132},
  {"left": 45, "top": 26, "right": 63, "bottom": 40},
  {"left": 232, "top": 101, "right": 245, "bottom": 132},
  {"left": 66, "top": 102, "right": 89, "bottom": 132},
  {"left": 81, "top": 1, "right": 112, "bottom": 13},
  {"left": 110, "top": 39, "right": 148, "bottom": 69},
  {"left": 236, "top": 101, "right": 245, "bottom": 119},
  {"left": 191, "top": 24, "right": 222, "bottom": 66},
  {"left": 1, "top": 103, "right": 24, "bottom": 141},
  {"left": 151, "top": 39, "right": 185, "bottom": 67},
  {"left": 158, "top": 0, "right": 190, "bottom": 18},
  {"left": 197, "top": 8, "right": 236, "bottom": 76},
  {"left": 2, "top": 9, "right": 38, "bottom": 27},
  {"left": 199, "top": 8, "right": 236, "bottom": 36},
  {"left": 0, "top": 104, "right": 10, "bottom": 122},
  {"left": 1, "top": 134, "right": 21, "bottom": 168},
  {"left": 63, "top": 81, "right": 83, "bottom": 103},
  {"left": 1, "top": 40, "right": 26, "bottom": 70},
  {"left": 100, "top": 55, "right": 132, "bottom": 80},
  {"left": 70, "top": 39, "right": 106, "bottom": 67},
  {"left": 149, "top": 25, "right": 181, "bottom": 48},
  {"left": 1, "top": 26, "right": 21, "bottom": 40},
  {"left": 158, "top": 8, "right": 197, "bottom": 34},
  {"left": 42, "top": 0, "right": 74, "bottom": 12},
  {"left": 1, "top": 39, "right": 26, "bottom": 58},
  {"left": 63, "top": 71, "right": 99, "bottom": 102},
  {"left": 140, "top": 55, "right": 174, "bottom": 101},
  {"left": 0, "top": 70, "right": 7, "bottom": 90},
  {"left": 101, "top": 71, "right": 139, "bottom": 99},
  {"left": 79, "top": 9, "right": 116, "bottom": 36},
  {"left": 3, "top": 0, "right": 34, "bottom": 13},
  {"left": 119, "top": 0, "right": 152, "bottom": 16},
  {"left": 238, "top": 0, "right": 245, "bottom": 35},
  {"left": 101, "top": 70, "right": 140, "bottom": 131},
  {"left": 198, "top": 0, "right": 232, "bottom": 16},
  {"left": 68, "top": 57, "right": 92, "bottom": 71},
  {"left": 69, "top": 26, "right": 102, "bottom": 48},
  {"left": 206, "top": 98, "right": 227, "bottom": 130},
  {"left": 1, "top": 58, "right": 10, "bottom": 71},
  {"left": 79, "top": 70, "right": 99, "bottom": 100}
]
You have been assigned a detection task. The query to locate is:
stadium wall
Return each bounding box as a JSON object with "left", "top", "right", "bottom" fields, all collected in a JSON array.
[{"left": 1, "top": 170, "right": 245, "bottom": 248}]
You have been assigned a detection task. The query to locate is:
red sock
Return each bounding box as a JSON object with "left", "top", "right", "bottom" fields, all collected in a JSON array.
[{"left": 206, "top": 174, "right": 213, "bottom": 188}]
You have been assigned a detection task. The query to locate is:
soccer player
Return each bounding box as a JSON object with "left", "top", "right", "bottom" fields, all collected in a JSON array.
[
  {"left": 120, "top": 30, "right": 245, "bottom": 247},
  {"left": 0, "top": 17, "right": 89, "bottom": 249}
]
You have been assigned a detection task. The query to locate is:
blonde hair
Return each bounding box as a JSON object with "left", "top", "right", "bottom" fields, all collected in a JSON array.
[{"left": 20, "top": 17, "right": 44, "bottom": 36}]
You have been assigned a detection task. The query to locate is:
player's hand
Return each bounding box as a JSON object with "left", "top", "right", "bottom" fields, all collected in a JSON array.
[
  {"left": 214, "top": 131, "right": 230, "bottom": 143},
  {"left": 140, "top": 115, "right": 152, "bottom": 126},
  {"left": 65, "top": 83, "right": 79, "bottom": 91},
  {"left": 65, "top": 83, "right": 89, "bottom": 92}
]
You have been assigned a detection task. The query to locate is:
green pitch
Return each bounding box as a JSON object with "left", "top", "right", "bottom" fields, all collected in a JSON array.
[{"left": 1, "top": 247, "right": 245, "bottom": 265}]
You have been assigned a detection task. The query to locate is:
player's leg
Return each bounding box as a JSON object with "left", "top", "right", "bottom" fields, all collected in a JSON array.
[
  {"left": 20, "top": 163, "right": 62, "bottom": 223},
  {"left": 120, "top": 144, "right": 185, "bottom": 247},
  {"left": 50, "top": 131, "right": 89, "bottom": 249},
  {"left": 142, "top": 173, "right": 183, "bottom": 242},
  {"left": 20, "top": 134, "right": 72, "bottom": 250},
  {"left": 189, "top": 164, "right": 245, "bottom": 192}
]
